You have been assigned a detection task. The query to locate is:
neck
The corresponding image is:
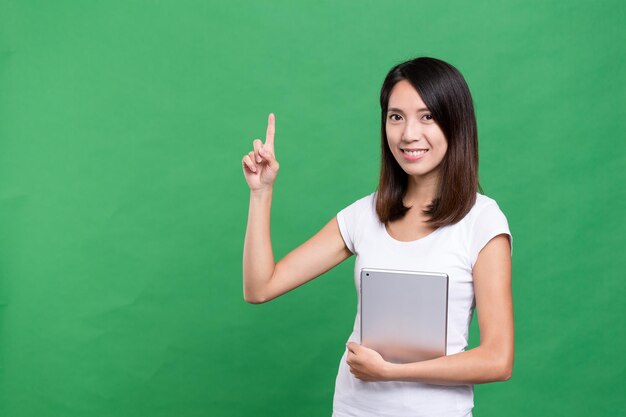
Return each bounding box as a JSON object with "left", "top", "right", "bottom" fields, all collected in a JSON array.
[{"left": 403, "top": 172, "right": 440, "bottom": 207}]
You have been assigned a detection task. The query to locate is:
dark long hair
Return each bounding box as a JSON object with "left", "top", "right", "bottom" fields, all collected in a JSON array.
[{"left": 376, "top": 57, "right": 480, "bottom": 228}]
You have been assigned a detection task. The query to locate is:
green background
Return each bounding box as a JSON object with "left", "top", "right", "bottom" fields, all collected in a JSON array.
[{"left": 1, "top": 1, "right": 624, "bottom": 416}]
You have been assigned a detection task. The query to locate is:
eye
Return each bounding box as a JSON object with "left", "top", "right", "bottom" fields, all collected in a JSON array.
[
  {"left": 422, "top": 113, "right": 433, "bottom": 121},
  {"left": 388, "top": 113, "right": 403, "bottom": 122}
]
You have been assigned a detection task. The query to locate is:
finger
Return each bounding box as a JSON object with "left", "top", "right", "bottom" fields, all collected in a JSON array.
[
  {"left": 246, "top": 152, "right": 258, "bottom": 172},
  {"left": 242, "top": 155, "right": 257, "bottom": 173},
  {"left": 243, "top": 154, "right": 257, "bottom": 173},
  {"left": 346, "top": 342, "right": 359, "bottom": 354},
  {"left": 253, "top": 139, "right": 263, "bottom": 163},
  {"left": 259, "top": 147, "right": 280, "bottom": 172},
  {"left": 346, "top": 354, "right": 360, "bottom": 367},
  {"left": 352, "top": 370, "right": 365, "bottom": 381},
  {"left": 265, "top": 113, "right": 275, "bottom": 150}
]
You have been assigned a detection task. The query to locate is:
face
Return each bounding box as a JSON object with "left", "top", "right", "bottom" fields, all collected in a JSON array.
[{"left": 385, "top": 80, "right": 448, "bottom": 182}]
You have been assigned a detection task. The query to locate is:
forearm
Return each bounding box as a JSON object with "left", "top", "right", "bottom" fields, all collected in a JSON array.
[
  {"left": 384, "top": 237, "right": 514, "bottom": 386},
  {"left": 242, "top": 188, "right": 276, "bottom": 303},
  {"left": 384, "top": 345, "right": 513, "bottom": 386}
]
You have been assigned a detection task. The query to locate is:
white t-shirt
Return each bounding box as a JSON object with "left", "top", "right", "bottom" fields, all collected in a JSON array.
[{"left": 333, "top": 191, "right": 512, "bottom": 417}]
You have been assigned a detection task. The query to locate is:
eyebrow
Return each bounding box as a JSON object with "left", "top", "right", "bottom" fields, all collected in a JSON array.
[{"left": 387, "top": 107, "right": 430, "bottom": 113}]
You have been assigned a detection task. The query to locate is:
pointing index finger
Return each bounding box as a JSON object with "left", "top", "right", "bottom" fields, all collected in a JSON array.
[{"left": 265, "top": 113, "right": 275, "bottom": 149}]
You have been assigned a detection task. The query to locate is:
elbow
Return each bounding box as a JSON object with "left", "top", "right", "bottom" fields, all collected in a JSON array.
[
  {"left": 244, "top": 296, "right": 264, "bottom": 304},
  {"left": 494, "top": 359, "right": 514, "bottom": 382},
  {"left": 480, "top": 347, "right": 513, "bottom": 382},
  {"left": 493, "top": 368, "right": 512, "bottom": 382},
  {"left": 243, "top": 289, "right": 269, "bottom": 304},
  {"left": 499, "top": 364, "right": 513, "bottom": 382},
  {"left": 482, "top": 343, "right": 513, "bottom": 382},
  {"left": 242, "top": 271, "right": 277, "bottom": 304}
]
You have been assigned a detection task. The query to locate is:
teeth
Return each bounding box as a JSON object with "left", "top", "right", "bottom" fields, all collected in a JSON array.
[{"left": 402, "top": 149, "right": 428, "bottom": 156}]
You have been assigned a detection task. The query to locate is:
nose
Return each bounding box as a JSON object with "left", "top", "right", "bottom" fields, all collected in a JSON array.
[{"left": 401, "top": 118, "right": 423, "bottom": 143}]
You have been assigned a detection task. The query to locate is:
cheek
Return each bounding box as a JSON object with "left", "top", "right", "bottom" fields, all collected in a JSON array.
[
  {"left": 385, "top": 134, "right": 394, "bottom": 150},
  {"left": 435, "top": 144, "right": 447, "bottom": 161},
  {"left": 385, "top": 126, "right": 401, "bottom": 145},
  {"left": 431, "top": 130, "right": 448, "bottom": 156},
  {"left": 440, "top": 143, "right": 448, "bottom": 157}
]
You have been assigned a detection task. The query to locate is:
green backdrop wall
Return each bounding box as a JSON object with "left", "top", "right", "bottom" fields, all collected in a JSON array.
[{"left": 1, "top": 1, "right": 624, "bottom": 416}]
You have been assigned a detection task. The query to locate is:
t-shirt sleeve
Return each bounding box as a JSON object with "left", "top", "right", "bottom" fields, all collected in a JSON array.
[
  {"left": 469, "top": 201, "right": 512, "bottom": 268},
  {"left": 336, "top": 197, "right": 366, "bottom": 254}
]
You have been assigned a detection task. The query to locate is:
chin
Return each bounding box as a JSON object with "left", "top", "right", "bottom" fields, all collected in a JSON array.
[{"left": 404, "top": 166, "right": 440, "bottom": 180}]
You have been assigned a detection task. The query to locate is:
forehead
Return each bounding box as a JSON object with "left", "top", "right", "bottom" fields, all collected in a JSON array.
[{"left": 388, "top": 80, "right": 427, "bottom": 110}]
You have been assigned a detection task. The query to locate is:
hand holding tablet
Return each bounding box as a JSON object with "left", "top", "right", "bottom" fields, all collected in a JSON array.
[{"left": 360, "top": 268, "right": 449, "bottom": 364}]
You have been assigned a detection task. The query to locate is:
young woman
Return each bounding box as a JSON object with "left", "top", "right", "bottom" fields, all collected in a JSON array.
[{"left": 241, "top": 57, "right": 514, "bottom": 417}]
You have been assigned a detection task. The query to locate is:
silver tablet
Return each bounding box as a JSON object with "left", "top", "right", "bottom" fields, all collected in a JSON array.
[{"left": 360, "top": 268, "right": 449, "bottom": 364}]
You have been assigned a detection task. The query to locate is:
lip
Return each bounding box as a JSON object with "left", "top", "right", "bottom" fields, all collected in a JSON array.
[{"left": 401, "top": 148, "right": 429, "bottom": 161}]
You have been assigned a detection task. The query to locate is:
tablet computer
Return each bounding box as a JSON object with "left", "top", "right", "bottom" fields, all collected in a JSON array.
[{"left": 360, "top": 268, "right": 449, "bottom": 364}]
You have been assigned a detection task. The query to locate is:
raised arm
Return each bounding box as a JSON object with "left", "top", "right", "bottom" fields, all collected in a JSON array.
[
  {"left": 346, "top": 234, "right": 513, "bottom": 385},
  {"left": 241, "top": 114, "right": 352, "bottom": 304}
]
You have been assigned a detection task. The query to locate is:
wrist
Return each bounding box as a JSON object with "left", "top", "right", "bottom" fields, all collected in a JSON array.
[
  {"left": 382, "top": 362, "right": 401, "bottom": 381},
  {"left": 250, "top": 187, "right": 273, "bottom": 199}
]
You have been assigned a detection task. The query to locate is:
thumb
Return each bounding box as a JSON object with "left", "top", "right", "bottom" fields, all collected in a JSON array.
[{"left": 346, "top": 342, "right": 360, "bottom": 354}]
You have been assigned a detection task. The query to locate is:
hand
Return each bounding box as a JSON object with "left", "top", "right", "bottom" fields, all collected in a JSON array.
[
  {"left": 346, "top": 342, "right": 392, "bottom": 382},
  {"left": 242, "top": 113, "right": 280, "bottom": 192}
]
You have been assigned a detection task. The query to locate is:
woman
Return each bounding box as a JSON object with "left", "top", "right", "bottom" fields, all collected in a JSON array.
[{"left": 241, "top": 57, "right": 513, "bottom": 417}]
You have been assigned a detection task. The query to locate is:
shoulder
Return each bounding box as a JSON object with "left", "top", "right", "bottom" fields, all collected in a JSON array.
[
  {"left": 474, "top": 193, "right": 500, "bottom": 211},
  {"left": 335, "top": 191, "right": 377, "bottom": 253},
  {"left": 336, "top": 191, "right": 378, "bottom": 229},
  {"left": 464, "top": 193, "right": 507, "bottom": 222},
  {"left": 338, "top": 191, "right": 377, "bottom": 214},
  {"left": 461, "top": 193, "right": 511, "bottom": 240},
  {"left": 464, "top": 193, "right": 512, "bottom": 264},
  {"left": 356, "top": 191, "right": 377, "bottom": 207}
]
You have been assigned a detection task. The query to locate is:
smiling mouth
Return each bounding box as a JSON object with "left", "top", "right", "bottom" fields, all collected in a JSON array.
[{"left": 401, "top": 149, "right": 429, "bottom": 156}]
